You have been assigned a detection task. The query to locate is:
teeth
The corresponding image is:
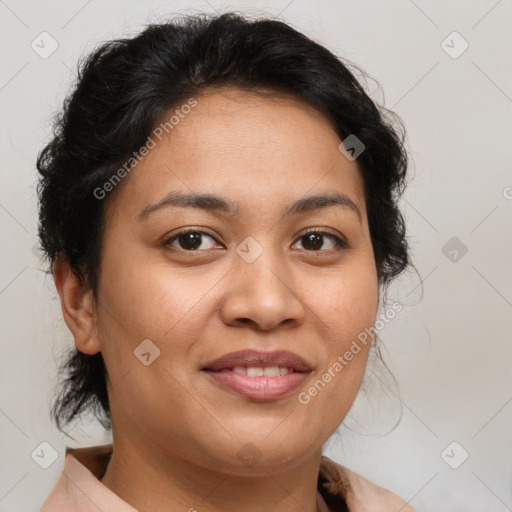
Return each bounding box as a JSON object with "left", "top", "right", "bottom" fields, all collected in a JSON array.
[
  {"left": 231, "top": 366, "right": 292, "bottom": 377},
  {"left": 263, "top": 366, "right": 280, "bottom": 377}
]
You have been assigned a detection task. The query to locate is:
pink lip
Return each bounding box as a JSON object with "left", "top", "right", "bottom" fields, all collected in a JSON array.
[
  {"left": 202, "top": 350, "right": 312, "bottom": 400},
  {"left": 203, "top": 350, "right": 312, "bottom": 372},
  {"left": 204, "top": 371, "right": 310, "bottom": 400}
]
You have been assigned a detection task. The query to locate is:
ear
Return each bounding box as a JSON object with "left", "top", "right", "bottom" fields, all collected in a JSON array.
[{"left": 53, "top": 255, "right": 100, "bottom": 355}]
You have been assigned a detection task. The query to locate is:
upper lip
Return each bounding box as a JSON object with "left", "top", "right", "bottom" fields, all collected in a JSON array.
[{"left": 203, "top": 350, "right": 313, "bottom": 372}]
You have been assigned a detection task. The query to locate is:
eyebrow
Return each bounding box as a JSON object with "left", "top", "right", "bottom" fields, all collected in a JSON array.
[{"left": 138, "top": 191, "right": 361, "bottom": 223}]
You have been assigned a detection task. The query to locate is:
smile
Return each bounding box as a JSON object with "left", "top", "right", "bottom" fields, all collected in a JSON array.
[{"left": 202, "top": 350, "right": 313, "bottom": 400}]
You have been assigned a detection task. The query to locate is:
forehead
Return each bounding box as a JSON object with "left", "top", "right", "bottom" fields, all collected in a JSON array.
[
  {"left": 105, "top": 86, "right": 366, "bottom": 223},
  {"left": 165, "top": 86, "right": 344, "bottom": 166}
]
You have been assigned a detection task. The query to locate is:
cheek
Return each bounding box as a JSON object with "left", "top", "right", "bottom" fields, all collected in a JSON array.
[
  {"left": 94, "top": 255, "right": 214, "bottom": 436},
  {"left": 300, "top": 259, "right": 378, "bottom": 417},
  {"left": 320, "top": 255, "right": 379, "bottom": 343},
  {"left": 98, "top": 244, "right": 205, "bottom": 335},
  {"left": 95, "top": 245, "right": 224, "bottom": 384}
]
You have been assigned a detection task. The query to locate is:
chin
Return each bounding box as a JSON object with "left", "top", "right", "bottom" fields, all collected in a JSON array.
[{"left": 200, "top": 433, "right": 320, "bottom": 476}]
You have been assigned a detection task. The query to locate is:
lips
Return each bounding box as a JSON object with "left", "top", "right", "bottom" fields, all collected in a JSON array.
[
  {"left": 203, "top": 349, "right": 312, "bottom": 373},
  {"left": 202, "top": 350, "right": 312, "bottom": 400}
]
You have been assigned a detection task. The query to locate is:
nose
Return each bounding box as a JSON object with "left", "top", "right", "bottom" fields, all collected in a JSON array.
[{"left": 219, "top": 245, "right": 305, "bottom": 331}]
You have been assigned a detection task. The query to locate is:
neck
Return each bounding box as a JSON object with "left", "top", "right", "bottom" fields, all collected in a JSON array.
[{"left": 100, "top": 429, "right": 325, "bottom": 512}]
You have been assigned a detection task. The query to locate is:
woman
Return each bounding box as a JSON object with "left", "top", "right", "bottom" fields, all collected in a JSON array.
[{"left": 37, "top": 11, "right": 414, "bottom": 511}]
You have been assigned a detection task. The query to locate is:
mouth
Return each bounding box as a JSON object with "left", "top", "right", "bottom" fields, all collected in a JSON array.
[{"left": 202, "top": 350, "right": 313, "bottom": 400}]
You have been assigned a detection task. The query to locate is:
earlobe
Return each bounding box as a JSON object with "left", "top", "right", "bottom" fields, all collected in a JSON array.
[{"left": 53, "top": 255, "right": 101, "bottom": 355}]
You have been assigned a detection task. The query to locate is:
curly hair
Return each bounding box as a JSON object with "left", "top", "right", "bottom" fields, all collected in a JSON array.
[{"left": 36, "top": 12, "right": 410, "bottom": 432}]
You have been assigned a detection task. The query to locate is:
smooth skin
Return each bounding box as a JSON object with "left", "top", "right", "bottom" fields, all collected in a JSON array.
[{"left": 53, "top": 86, "right": 380, "bottom": 512}]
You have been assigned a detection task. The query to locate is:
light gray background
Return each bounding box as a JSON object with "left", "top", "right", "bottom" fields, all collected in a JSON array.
[{"left": 1, "top": 1, "right": 511, "bottom": 511}]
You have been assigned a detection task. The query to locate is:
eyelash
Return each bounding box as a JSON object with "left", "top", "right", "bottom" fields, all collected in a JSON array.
[{"left": 163, "top": 228, "right": 348, "bottom": 253}]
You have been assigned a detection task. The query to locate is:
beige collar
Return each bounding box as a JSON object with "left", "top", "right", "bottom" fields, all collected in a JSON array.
[{"left": 40, "top": 444, "right": 415, "bottom": 512}]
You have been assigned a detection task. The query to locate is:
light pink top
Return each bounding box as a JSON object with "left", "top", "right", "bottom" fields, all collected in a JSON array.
[{"left": 39, "top": 445, "right": 416, "bottom": 511}]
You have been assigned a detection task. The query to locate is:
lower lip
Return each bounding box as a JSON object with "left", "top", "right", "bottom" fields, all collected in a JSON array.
[{"left": 203, "top": 370, "right": 310, "bottom": 400}]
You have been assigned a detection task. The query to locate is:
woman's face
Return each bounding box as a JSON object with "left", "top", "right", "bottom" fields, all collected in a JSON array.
[{"left": 92, "top": 87, "right": 379, "bottom": 473}]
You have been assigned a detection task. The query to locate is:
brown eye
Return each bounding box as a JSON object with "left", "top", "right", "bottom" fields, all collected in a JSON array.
[
  {"left": 164, "top": 230, "right": 219, "bottom": 251},
  {"left": 293, "top": 230, "right": 347, "bottom": 252}
]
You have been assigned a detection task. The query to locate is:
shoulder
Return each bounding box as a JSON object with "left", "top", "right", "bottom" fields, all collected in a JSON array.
[{"left": 319, "top": 455, "right": 417, "bottom": 512}]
